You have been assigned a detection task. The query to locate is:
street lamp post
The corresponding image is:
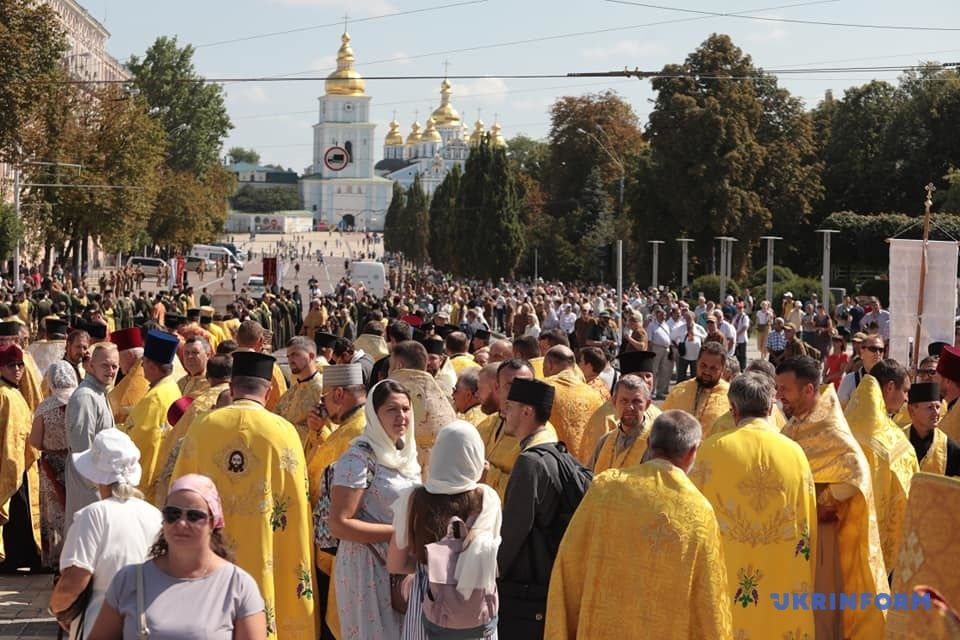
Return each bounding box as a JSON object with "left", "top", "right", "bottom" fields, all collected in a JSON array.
[
  {"left": 759, "top": 236, "right": 782, "bottom": 305},
  {"left": 676, "top": 238, "right": 694, "bottom": 288},
  {"left": 715, "top": 236, "right": 737, "bottom": 301},
  {"left": 12, "top": 156, "right": 21, "bottom": 292},
  {"left": 649, "top": 240, "right": 665, "bottom": 289},
  {"left": 816, "top": 229, "right": 840, "bottom": 307}
]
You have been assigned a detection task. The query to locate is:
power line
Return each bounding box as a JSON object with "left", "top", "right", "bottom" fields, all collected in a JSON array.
[
  {"left": 270, "top": 0, "right": 841, "bottom": 78},
  {"left": 605, "top": 0, "right": 960, "bottom": 32},
  {"left": 195, "top": 0, "right": 488, "bottom": 48}
]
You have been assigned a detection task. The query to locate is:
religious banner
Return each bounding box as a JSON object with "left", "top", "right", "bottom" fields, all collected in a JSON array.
[{"left": 889, "top": 239, "right": 959, "bottom": 366}]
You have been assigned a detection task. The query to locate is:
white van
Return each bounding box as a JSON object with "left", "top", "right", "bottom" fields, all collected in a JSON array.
[
  {"left": 189, "top": 244, "right": 244, "bottom": 270},
  {"left": 350, "top": 260, "right": 386, "bottom": 298},
  {"left": 126, "top": 256, "right": 167, "bottom": 277}
]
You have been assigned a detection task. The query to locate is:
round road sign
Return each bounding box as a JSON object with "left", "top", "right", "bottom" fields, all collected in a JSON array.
[{"left": 323, "top": 146, "right": 349, "bottom": 171}]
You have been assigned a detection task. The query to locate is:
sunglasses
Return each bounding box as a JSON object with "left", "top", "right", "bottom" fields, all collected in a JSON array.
[
  {"left": 162, "top": 506, "right": 210, "bottom": 525},
  {"left": 862, "top": 345, "right": 885, "bottom": 353}
]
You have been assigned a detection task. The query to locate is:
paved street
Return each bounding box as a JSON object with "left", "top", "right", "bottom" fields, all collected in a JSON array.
[{"left": 0, "top": 573, "right": 58, "bottom": 640}]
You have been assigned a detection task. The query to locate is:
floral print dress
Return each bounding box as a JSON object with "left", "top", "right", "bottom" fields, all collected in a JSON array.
[
  {"left": 334, "top": 444, "right": 417, "bottom": 640},
  {"left": 38, "top": 404, "right": 68, "bottom": 568}
]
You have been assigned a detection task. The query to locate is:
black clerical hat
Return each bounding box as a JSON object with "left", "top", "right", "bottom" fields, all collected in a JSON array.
[
  {"left": 929, "top": 341, "right": 950, "bottom": 358},
  {"left": 474, "top": 328, "right": 491, "bottom": 341},
  {"left": 421, "top": 337, "right": 445, "bottom": 356},
  {"left": 507, "top": 378, "right": 555, "bottom": 415},
  {"left": 82, "top": 321, "right": 108, "bottom": 341},
  {"left": 186, "top": 308, "right": 201, "bottom": 321},
  {"left": 618, "top": 351, "right": 657, "bottom": 375},
  {"left": 908, "top": 382, "right": 941, "bottom": 404},
  {"left": 435, "top": 325, "right": 455, "bottom": 339},
  {"left": 315, "top": 331, "right": 338, "bottom": 349},
  {"left": 45, "top": 318, "right": 69, "bottom": 338},
  {"left": 232, "top": 351, "right": 275, "bottom": 381},
  {"left": 164, "top": 314, "right": 185, "bottom": 331},
  {"left": 0, "top": 321, "right": 20, "bottom": 337}
]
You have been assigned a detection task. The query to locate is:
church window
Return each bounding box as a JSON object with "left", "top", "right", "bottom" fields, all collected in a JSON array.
[{"left": 345, "top": 141, "right": 353, "bottom": 162}]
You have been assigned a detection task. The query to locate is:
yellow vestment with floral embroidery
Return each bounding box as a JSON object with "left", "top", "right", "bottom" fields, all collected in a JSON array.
[
  {"left": 458, "top": 403, "right": 487, "bottom": 428},
  {"left": 389, "top": 368, "right": 457, "bottom": 473},
  {"left": 173, "top": 399, "right": 316, "bottom": 639},
  {"left": 711, "top": 405, "right": 787, "bottom": 436},
  {"left": 545, "top": 458, "right": 733, "bottom": 639},
  {"left": 265, "top": 363, "right": 288, "bottom": 412},
  {"left": 781, "top": 384, "right": 888, "bottom": 640},
  {"left": 661, "top": 377, "right": 730, "bottom": 438},
  {"left": 939, "top": 399, "right": 960, "bottom": 443},
  {"left": 108, "top": 358, "right": 149, "bottom": 424},
  {"left": 905, "top": 426, "right": 950, "bottom": 475},
  {"left": 274, "top": 372, "right": 324, "bottom": 445},
  {"left": 888, "top": 473, "right": 960, "bottom": 639},
  {"left": 544, "top": 368, "right": 605, "bottom": 463},
  {"left": 177, "top": 373, "right": 210, "bottom": 399},
  {"left": 122, "top": 375, "right": 181, "bottom": 506},
  {"left": 692, "top": 418, "right": 817, "bottom": 640},
  {"left": 0, "top": 381, "right": 40, "bottom": 562},
  {"left": 152, "top": 382, "right": 229, "bottom": 500},
  {"left": 581, "top": 400, "right": 661, "bottom": 461},
  {"left": 844, "top": 375, "right": 919, "bottom": 572},
  {"left": 448, "top": 353, "right": 477, "bottom": 376},
  {"left": 591, "top": 420, "right": 650, "bottom": 474},
  {"left": 19, "top": 351, "right": 43, "bottom": 412},
  {"left": 477, "top": 413, "right": 557, "bottom": 501}
]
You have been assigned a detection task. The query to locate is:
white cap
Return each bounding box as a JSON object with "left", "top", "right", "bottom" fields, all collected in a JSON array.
[{"left": 72, "top": 429, "right": 142, "bottom": 487}]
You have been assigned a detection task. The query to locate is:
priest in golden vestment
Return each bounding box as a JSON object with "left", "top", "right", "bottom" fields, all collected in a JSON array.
[
  {"left": 588, "top": 375, "right": 653, "bottom": 473},
  {"left": 935, "top": 345, "right": 960, "bottom": 442},
  {"left": 692, "top": 373, "right": 817, "bottom": 640},
  {"left": 0, "top": 344, "right": 41, "bottom": 570},
  {"left": 152, "top": 354, "right": 232, "bottom": 500},
  {"left": 107, "top": 327, "right": 149, "bottom": 424},
  {"left": 546, "top": 410, "right": 733, "bottom": 639},
  {"left": 581, "top": 351, "right": 662, "bottom": 456},
  {"left": 273, "top": 336, "right": 323, "bottom": 444},
  {"left": 776, "top": 356, "right": 888, "bottom": 640},
  {"left": 661, "top": 341, "right": 730, "bottom": 438},
  {"left": 843, "top": 365, "right": 919, "bottom": 573},
  {"left": 452, "top": 367, "right": 487, "bottom": 427},
  {"left": 476, "top": 363, "right": 525, "bottom": 500},
  {"left": 177, "top": 335, "right": 212, "bottom": 399},
  {"left": 542, "top": 346, "right": 604, "bottom": 463},
  {"left": 235, "top": 319, "right": 287, "bottom": 411},
  {"left": 173, "top": 352, "right": 315, "bottom": 639},
  {"left": 903, "top": 382, "right": 960, "bottom": 476},
  {"left": 887, "top": 472, "right": 960, "bottom": 640},
  {"left": 122, "top": 330, "right": 182, "bottom": 506},
  {"left": 0, "top": 321, "right": 43, "bottom": 412}
]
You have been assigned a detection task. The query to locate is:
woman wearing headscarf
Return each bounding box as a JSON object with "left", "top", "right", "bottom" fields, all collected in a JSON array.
[
  {"left": 49, "top": 429, "right": 161, "bottom": 640},
  {"left": 389, "top": 421, "right": 502, "bottom": 640},
  {"left": 29, "top": 360, "right": 78, "bottom": 568},
  {"left": 90, "top": 474, "right": 266, "bottom": 639},
  {"left": 329, "top": 379, "right": 421, "bottom": 639}
]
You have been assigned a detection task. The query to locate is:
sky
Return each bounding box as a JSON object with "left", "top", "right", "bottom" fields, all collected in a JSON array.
[{"left": 75, "top": 0, "right": 960, "bottom": 173}]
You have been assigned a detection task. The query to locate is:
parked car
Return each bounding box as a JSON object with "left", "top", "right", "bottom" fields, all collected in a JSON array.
[
  {"left": 246, "top": 275, "right": 266, "bottom": 297},
  {"left": 126, "top": 256, "right": 167, "bottom": 277}
]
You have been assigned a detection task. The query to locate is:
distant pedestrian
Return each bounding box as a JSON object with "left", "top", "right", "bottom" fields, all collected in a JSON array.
[{"left": 230, "top": 266, "right": 237, "bottom": 292}]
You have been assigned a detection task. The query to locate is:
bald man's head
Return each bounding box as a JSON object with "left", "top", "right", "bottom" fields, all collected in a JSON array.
[{"left": 543, "top": 345, "right": 576, "bottom": 378}]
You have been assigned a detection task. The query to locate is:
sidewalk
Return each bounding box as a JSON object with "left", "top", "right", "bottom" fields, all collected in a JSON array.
[{"left": 0, "top": 573, "right": 58, "bottom": 640}]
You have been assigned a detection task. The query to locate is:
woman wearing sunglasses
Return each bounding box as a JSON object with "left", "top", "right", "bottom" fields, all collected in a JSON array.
[
  {"left": 89, "top": 474, "right": 266, "bottom": 639},
  {"left": 50, "top": 429, "right": 161, "bottom": 640}
]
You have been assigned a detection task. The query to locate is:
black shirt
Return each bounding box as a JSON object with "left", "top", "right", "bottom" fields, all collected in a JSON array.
[{"left": 908, "top": 426, "right": 960, "bottom": 477}]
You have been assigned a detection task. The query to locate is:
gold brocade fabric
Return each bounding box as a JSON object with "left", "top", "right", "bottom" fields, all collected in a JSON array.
[
  {"left": 529, "top": 357, "right": 545, "bottom": 380},
  {"left": 152, "top": 382, "right": 230, "bottom": 500},
  {"left": 306, "top": 406, "right": 365, "bottom": 509},
  {"left": 108, "top": 359, "right": 150, "bottom": 424},
  {"left": 844, "top": 375, "right": 920, "bottom": 573},
  {"left": 274, "top": 372, "right": 324, "bottom": 445},
  {"left": 388, "top": 368, "right": 457, "bottom": 474},
  {"left": 592, "top": 421, "right": 650, "bottom": 474},
  {"left": 888, "top": 473, "right": 960, "bottom": 639},
  {"left": 0, "top": 382, "right": 41, "bottom": 562},
  {"left": 19, "top": 352, "right": 43, "bottom": 412},
  {"left": 905, "top": 426, "right": 950, "bottom": 475},
  {"left": 581, "top": 400, "right": 661, "bottom": 461},
  {"left": 477, "top": 414, "right": 519, "bottom": 501},
  {"left": 711, "top": 405, "right": 787, "bottom": 436},
  {"left": 173, "top": 400, "right": 316, "bottom": 639},
  {"left": 448, "top": 353, "right": 477, "bottom": 376},
  {"left": 587, "top": 376, "right": 611, "bottom": 401},
  {"left": 692, "top": 418, "right": 818, "bottom": 640},
  {"left": 265, "top": 363, "right": 289, "bottom": 412},
  {"left": 545, "top": 459, "right": 733, "bottom": 640},
  {"left": 892, "top": 403, "right": 912, "bottom": 428},
  {"left": 177, "top": 373, "right": 210, "bottom": 399},
  {"left": 661, "top": 377, "right": 731, "bottom": 438},
  {"left": 122, "top": 376, "right": 182, "bottom": 506},
  {"left": 458, "top": 404, "right": 487, "bottom": 427},
  {"left": 544, "top": 369, "right": 605, "bottom": 463},
  {"left": 939, "top": 400, "right": 960, "bottom": 442},
  {"left": 353, "top": 334, "right": 388, "bottom": 361},
  {"left": 781, "top": 384, "right": 888, "bottom": 640}
]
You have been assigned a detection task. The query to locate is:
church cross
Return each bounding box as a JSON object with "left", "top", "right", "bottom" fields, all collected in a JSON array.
[
  {"left": 342, "top": 12, "right": 350, "bottom": 32},
  {"left": 442, "top": 59, "right": 450, "bottom": 78},
  {"left": 925, "top": 182, "right": 936, "bottom": 213}
]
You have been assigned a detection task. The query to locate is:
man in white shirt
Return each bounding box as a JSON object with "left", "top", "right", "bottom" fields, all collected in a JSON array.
[
  {"left": 715, "top": 309, "right": 737, "bottom": 357},
  {"left": 646, "top": 307, "right": 673, "bottom": 400},
  {"left": 861, "top": 297, "right": 891, "bottom": 344},
  {"left": 732, "top": 301, "right": 751, "bottom": 371},
  {"left": 671, "top": 311, "right": 707, "bottom": 382}
]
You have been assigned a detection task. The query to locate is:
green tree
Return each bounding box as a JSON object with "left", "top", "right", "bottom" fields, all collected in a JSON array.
[
  {"left": 383, "top": 182, "right": 405, "bottom": 254},
  {"left": 428, "top": 164, "right": 461, "bottom": 272},
  {"left": 457, "top": 137, "right": 524, "bottom": 279},
  {"left": 127, "top": 36, "right": 232, "bottom": 174},
  {"left": 943, "top": 167, "right": 960, "bottom": 213},
  {"left": 229, "top": 184, "right": 301, "bottom": 212},
  {"left": 0, "top": 0, "right": 65, "bottom": 153},
  {"left": 505, "top": 134, "right": 549, "bottom": 184},
  {"left": 400, "top": 176, "right": 429, "bottom": 266},
  {"left": 0, "top": 204, "right": 24, "bottom": 263},
  {"left": 150, "top": 166, "right": 234, "bottom": 250},
  {"left": 227, "top": 146, "right": 261, "bottom": 165}
]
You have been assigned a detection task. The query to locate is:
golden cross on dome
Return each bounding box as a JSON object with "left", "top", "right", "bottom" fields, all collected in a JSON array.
[
  {"left": 392, "top": 110, "right": 397, "bottom": 120},
  {"left": 925, "top": 182, "right": 936, "bottom": 212},
  {"left": 442, "top": 59, "right": 450, "bottom": 78},
  {"left": 414, "top": 109, "right": 419, "bottom": 122},
  {"left": 342, "top": 12, "right": 349, "bottom": 32}
]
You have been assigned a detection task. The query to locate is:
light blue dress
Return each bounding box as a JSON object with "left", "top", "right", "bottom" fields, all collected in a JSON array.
[{"left": 334, "top": 444, "right": 417, "bottom": 640}]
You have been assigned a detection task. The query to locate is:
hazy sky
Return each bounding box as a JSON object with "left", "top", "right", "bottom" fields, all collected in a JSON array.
[{"left": 76, "top": 0, "right": 960, "bottom": 172}]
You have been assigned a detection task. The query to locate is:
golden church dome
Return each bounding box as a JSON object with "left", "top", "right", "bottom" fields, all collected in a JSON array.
[
  {"left": 420, "top": 116, "right": 442, "bottom": 143},
  {"left": 406, "top": 120, "right": 422, "bottom": 145},
  {"left": 489, "top": 122, "right": 506, "bottom": 147},
  {"left": 430, "top": 78, "right": 461, "bottom": 126},
  {"left": 468, "top": 119, "right": 485, "bottom": 146},
  {"left": 325, "top": 32, "right": 366, "bottom": 96},
  {"left": 385, "top": 119, "right": 403, "bottom": 146}
]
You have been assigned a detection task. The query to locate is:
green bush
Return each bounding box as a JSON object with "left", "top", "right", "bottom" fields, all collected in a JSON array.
[
  {"left": 690, "top": 274, "right": 740, "bottom": 303},
  {"left": 744, "top": 265, "right": 797, "bottom": 290}
]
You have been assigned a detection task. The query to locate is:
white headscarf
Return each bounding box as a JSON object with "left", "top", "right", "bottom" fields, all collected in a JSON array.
[
  {"left": 36, "top": 360, "right": 78, "bottom": 418},
  {"left": 356, "top": 379, "right": 421, "bottom": 480},
  {"left": 392, "top": 420, "right": 502, "bottom": 598}
]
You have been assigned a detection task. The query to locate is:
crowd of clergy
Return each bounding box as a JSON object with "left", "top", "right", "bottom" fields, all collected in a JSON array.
[{"left": 2, "top": 270, "right": 960, "bottom": 640}]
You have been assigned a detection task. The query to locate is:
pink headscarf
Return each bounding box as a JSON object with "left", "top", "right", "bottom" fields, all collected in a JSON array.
[{"left": 168, "top": 474, "right": 225, "bottom": 530}]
